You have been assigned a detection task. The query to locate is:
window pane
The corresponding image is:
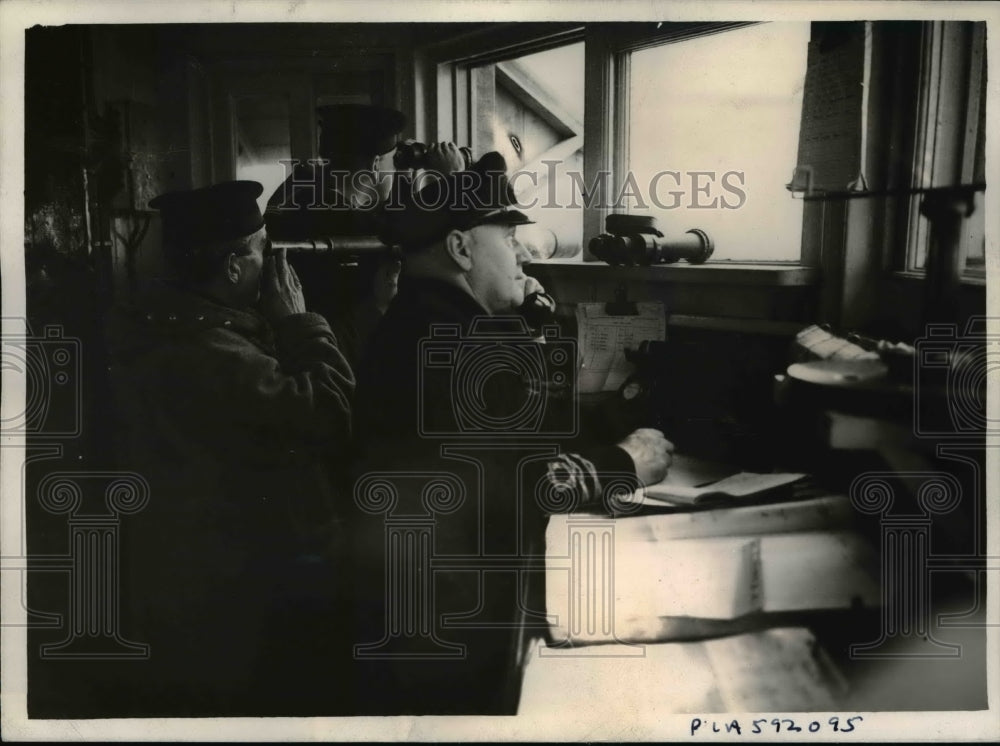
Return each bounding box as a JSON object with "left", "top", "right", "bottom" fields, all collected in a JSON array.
[
  {"left": 964, "top": 58, "right": 987, "bottom": 273},
  {"left": 474, "top": 42, "right": 585, "bottom": 259},
  {"left": 961, "top": 194, "right": 986, "bottom": 273},
  {"left": 234, "top": 94, "right": 291, "bottom": 212},
  {"left": 626, "top": 23, "right": 810, "bottom": 262},
  {"left": 906, "top": 22, "right": 985, "bottom": 275}
]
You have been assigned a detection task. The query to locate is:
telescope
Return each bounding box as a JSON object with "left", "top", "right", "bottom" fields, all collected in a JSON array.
[{"left": 588, "top": 214, "right": 713, "bottom": 266}]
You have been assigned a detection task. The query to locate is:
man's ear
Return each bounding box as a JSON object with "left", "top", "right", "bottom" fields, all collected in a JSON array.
[
  {"left": 225, "top": 253, "right": 242, "bottom": 285},
  {"left": 443, "top": 229, "right": 474, "bottom": 272}
]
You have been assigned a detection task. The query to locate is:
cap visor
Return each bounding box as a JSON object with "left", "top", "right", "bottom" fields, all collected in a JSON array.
[{"left": 472, "top": 209, "right": 535, "bottom": 228}]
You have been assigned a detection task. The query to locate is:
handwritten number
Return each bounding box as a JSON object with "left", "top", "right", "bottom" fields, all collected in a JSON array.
[
  {"left": 684, "top": 715, "right": 860, "bottom": 737},
  {"left": 842, "top": 716, "right": 863, "bottom": 733}
]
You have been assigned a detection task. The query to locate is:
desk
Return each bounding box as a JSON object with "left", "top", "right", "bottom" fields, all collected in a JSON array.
[
  {"left": 519, "top": 627, "right": 847, "bottom": 716},
  {"left": 520, "top": 490, "right": 987, "bottom": 714},
  {"left": 519, "top": 495, "right": 881, "bottom": 714},
  {"left": 542, "top": 498, "right": 880, "bottom": 647}
]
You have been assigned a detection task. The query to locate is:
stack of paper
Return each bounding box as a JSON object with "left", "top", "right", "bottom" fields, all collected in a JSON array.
[
  {"left": 545, "top": 512, "right": 879, "bottom": 646},
  {"left": 546, "top": 531, "right": 764, "bottom": 645}
]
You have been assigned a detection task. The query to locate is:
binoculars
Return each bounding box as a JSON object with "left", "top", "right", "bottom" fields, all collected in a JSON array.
[
  {"left": 394, "top": 141, "right": 474, "bottom": 171},
  {"left": 588, "top": 215, "right": 714, "bottom": 266}
]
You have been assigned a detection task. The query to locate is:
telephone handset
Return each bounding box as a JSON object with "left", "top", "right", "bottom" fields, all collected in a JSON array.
[{"left": 517, "top": 291, "right": 557, "bottom": 334}]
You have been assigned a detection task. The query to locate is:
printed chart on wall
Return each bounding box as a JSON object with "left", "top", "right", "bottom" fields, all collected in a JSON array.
[{"left": 575, "top": 301, "right": 666, "bottom": 393}]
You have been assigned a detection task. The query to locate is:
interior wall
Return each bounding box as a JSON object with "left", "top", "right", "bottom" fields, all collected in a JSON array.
[{"left": 525, "top": 264, "right": 820, "bottom": 468}]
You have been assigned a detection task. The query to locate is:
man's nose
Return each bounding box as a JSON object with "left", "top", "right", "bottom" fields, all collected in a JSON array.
[{"left": 515, "top": 239, "right": 532, "bottom": 263}]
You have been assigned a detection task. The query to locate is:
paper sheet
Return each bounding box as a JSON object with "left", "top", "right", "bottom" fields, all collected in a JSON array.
[
  {"left": 545, "top": 534, "right": 764, "bottom": 646},
  {"left": 575, "top": 301, "right": 666, "bottom": 393},
  {"left": 794, "top": 23, "right": 866, "bottom": 192},
  {"left": 520, "top": 627, "right": 842, "bottom": 716},
  {"left": 643, "top": 471, "right": 807, "bottom": 505},
  {"left": 701, "top": 628, "right": 843, "bottom": 711},
  {"left": 544, "top": 517, "right": 880, "bottom": 646},
  {"left": 639, "top": 454, "right": 806, "bottom": 506},
  {"left": 642, "top": 495, "right": 855, "bottom": 541}
]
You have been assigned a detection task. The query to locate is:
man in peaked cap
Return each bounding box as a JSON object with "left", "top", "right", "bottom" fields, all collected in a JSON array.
[
  {"left": 265, "top": 103, "right": 466, "bottom": 239},
  {"left": 349, "top": 153, "right": 673, "bottom": 715},
  {"left": 108, "top": 180, "right": 355, "bottom": 716},
  {"left": 264, "top": 103, "right": 465, "bottom": 368}
]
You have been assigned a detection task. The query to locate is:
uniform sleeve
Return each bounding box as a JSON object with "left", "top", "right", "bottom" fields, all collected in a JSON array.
[
  {"left": 177, "top": 312, "right": 355, "bottom": 445},
  {"left": 531, "top": 444, "right": 639, "bottom": 515}
]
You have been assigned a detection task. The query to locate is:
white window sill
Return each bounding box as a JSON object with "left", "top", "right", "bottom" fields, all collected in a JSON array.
[
  {"left": 528, "top": 260, "right": 820, "bottom": 286},
  {"left": 890, "top": 269, "right": 986, "bottom": 288}
]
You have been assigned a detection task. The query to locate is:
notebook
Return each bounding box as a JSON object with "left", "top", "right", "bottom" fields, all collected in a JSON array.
[{"left": 640, "top": 454, "right": 807, "bottom": 507}]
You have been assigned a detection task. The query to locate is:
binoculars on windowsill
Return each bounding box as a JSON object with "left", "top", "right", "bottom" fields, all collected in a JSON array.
[{"left": 588, "top": 214, "right": 714, "bottom": 267}]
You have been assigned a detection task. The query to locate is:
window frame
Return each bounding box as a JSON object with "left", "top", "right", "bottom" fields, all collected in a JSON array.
[
  {"left": 607, "top": 21, "right": 816, "bottom": 266},
  {"left": 414, "top": 23, "right": 584, "bottom": 145},
  {"left": 424, "top": 20, "right": 992, "bottom": 283},
  {"left": 422, "top": 21, "right": 815, "bottom": 268},
  {"left": 899, "top": 20, "right": 987, "bottom": 283},
  {"left": 597, "top": 22, "right": 763, "bottom": 261}
]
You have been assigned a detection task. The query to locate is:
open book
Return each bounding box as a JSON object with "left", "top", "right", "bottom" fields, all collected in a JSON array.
[{"left": 640, "top": 454, "right": 807, "bottom": 507}]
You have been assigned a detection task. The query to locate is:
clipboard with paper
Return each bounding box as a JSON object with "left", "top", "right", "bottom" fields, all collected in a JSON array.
[{"left": 575, "top": 301, "right": 666, "bottom": 393}]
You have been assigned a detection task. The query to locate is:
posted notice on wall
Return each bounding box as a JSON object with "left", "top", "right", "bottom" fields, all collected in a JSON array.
[{"left": 575, "top": 301, "right": 666, "bottom": 393}]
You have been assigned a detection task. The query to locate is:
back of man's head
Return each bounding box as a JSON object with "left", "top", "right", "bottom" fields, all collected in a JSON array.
[{"left": 317, "top": 104, "right": 407, "bottom": 170}]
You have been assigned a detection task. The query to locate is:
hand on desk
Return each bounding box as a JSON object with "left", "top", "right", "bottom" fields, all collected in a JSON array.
[{"left": 618, "top": 428, "right": 674, "bottom": 485}]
